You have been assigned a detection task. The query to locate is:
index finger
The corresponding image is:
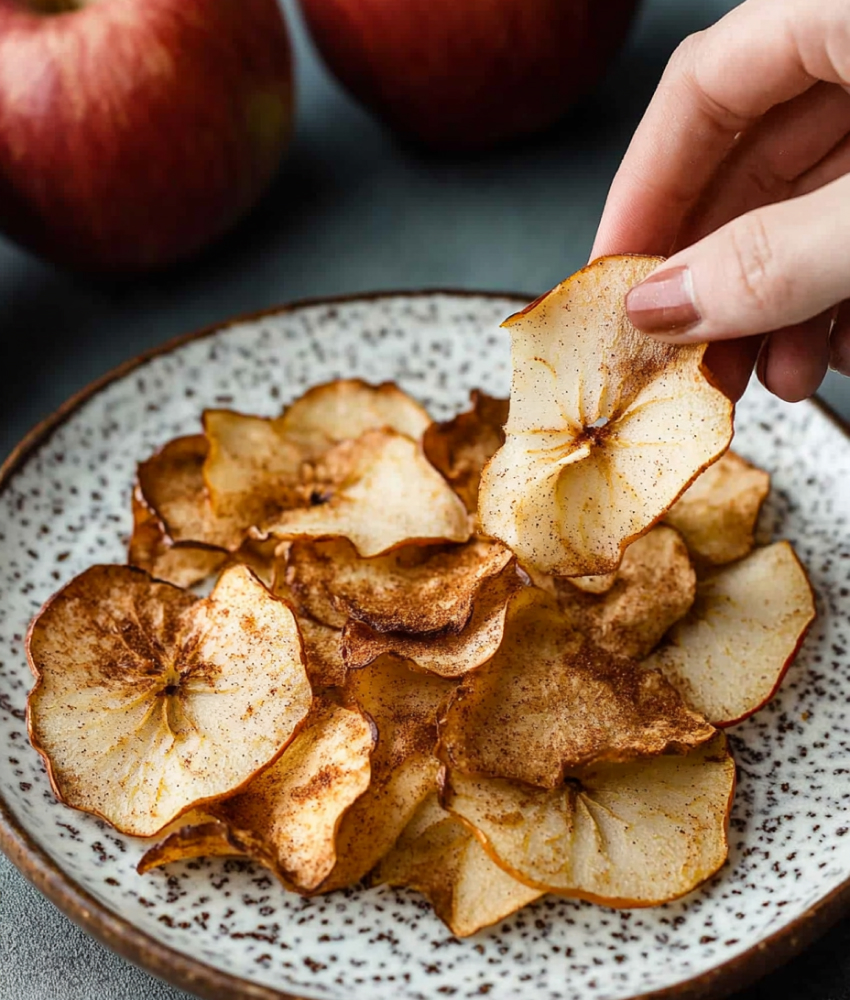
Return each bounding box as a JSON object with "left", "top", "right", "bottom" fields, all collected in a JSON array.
[{"left": 590, "top": 0, "right": 835, "bottom": 259}]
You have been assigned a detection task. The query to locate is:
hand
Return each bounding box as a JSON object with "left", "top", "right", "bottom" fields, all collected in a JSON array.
[{"left": 591, "top": 0, "right": 850, "bottom": 402}]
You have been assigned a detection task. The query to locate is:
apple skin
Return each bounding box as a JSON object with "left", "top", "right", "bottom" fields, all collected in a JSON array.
[
  {"left": 0, "top": 0, "right": 294, "bottom": 272},
  {"left": 298, "top": 0, "right": 640, "bottom": 150}
]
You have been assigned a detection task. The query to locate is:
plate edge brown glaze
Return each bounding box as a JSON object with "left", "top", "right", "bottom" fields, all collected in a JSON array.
[{"left": 0, "top": 288, "right": 848, "bottom": 1000}]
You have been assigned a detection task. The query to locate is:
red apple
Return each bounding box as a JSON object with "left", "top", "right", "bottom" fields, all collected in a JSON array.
[
  {"left": 298, "top": 0, "right": 640, "bottom": 150},
  {"left": 0, "top": 0, "right": 294, "bottom": 272}
]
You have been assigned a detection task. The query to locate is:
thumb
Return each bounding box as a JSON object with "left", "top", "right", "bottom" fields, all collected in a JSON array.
[{"left": 624, "top": 171, "right": 850, "bottom": 342}]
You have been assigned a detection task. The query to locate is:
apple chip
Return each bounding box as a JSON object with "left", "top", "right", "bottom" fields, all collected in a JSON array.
[
  {"left": 665, "top": 451, "right": 771, "bottom": 565},
  {"left": 444, "top": 733, "right": 735, "bottom": 906},
  {"left": 643, "top": 542, "right": 816, "bottom": 726},
  {"left": 318, "top": 655, "right": 455, "bottom": 891},
  {"left": 265, "top": 429, "right": 470, "bottom": 556},
  {"left": 278, "top": 378, "right": 431, "bottom": 451},
  {"left": 297, "top": 615, "right": 348, "bottom": 688},
  {"left": 282, "top": 536, "right": 511, "bottom": 633},
  {"left": 138, "top": 819, "right": 244, "bottom": 874},
  {"left": 423, "top": 391, "right": 509, "bottom": 513},
  {"left": 372, "top": 792, "right": 542, "bottom": 937},
  {"left": 27, "top": 564, "right": 313, "bottom": 837},
  {"left": 439, "top": 589, "right": 714, "bottom": 788},
  {"left": 554, "top": 526, "right": 696, "bottom": 660},
  {"left": 478, "top": 255, "right": 733, "bottom": 576},
  {"left": 343, "top": 562, "right": 523, "bottom": 677},
  {"left": 567, "top": 572, "right": 618, "bottom": 595}
]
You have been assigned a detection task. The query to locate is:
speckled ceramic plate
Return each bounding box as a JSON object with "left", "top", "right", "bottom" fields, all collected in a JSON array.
[{"left": 1, "top": 291, "right": 849, "bottom": 1000}]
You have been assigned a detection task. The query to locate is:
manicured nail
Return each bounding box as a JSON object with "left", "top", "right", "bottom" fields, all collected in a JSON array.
[{"left": 625, "top": 266, "right": 700, "bottom": 335}]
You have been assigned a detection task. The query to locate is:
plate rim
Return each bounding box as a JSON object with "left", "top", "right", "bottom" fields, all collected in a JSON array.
[{"left": 1, "top": 286, "right": 848, "bottom": 1000}]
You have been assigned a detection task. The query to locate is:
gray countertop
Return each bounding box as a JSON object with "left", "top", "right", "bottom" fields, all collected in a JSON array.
[{"left": 2, "top": 1, "right": 849, "bottom": 997}]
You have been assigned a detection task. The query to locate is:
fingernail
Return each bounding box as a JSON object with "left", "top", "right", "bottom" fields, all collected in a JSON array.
[{"left": 625, "top": 265, "right": 700, "bottom": 335}]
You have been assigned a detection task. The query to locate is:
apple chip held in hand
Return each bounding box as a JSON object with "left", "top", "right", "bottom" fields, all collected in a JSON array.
[
  {"left": 644, "top": 542, "right": 816, "bottom": 726},
  {"left": 444, "top": 734, "right": 735, "bottom": 907},
  {"left": 26, "top": 564, "right": 313, "bottom": 837},
  {"left": 478, "top": 255, "right": 734, "bottom": 577},
  {"left": 438, "top": 588, "right": 714, "bottom": 789},
  {"left": 371, "top": 792, "right": 542, "bottom": 937}
]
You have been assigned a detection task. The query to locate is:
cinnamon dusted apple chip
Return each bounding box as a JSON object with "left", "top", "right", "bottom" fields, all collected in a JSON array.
[
  {"left": 554, "top": 526, "right": 696, "bottom": 660},
  {"left": 423, "top": 391, "right": 509, "bottom": 513},
  {"left": 438, "top": 589, "right": 714, "bottom": 788},
  {"left": 643, "top": 541, "right": 816, "bottom": 726},
  {"left": 265, "top": 429, "right": 471, "bottom": 556},
  {"left": 567, "top": 572, "right": 618, "bottom": 595},
  {"left": 318, "top": 655, "right": 455, "bottom": 891},
  {"left": 444, "top": 733, "right": 735, "bottom": 906},
  {"left": 297, "top": 616, "right": 348, "bottom": 688},
  {"left": 343, "top": 562, "right": 523, "bottom": 677},
  {"left": 138, "top": 703, "right": 374, "bottom": 892},
  {"left": 665, "top": 451, "right": 771, "bottom": 565},
  {"left": 283, "top": 536, "right": 511, "bottom": 634},
  {"left": 371, "top": 792, "right": 542, "bottom": 936},
  {"left": 478, "top": 256, "right": 733, "bottom": 576},
  {"left": 27, "top": 564, "right": 313, "bottom": 837}
]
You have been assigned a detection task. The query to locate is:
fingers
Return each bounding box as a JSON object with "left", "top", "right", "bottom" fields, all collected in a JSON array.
[
  {"left": 703, "top": 337, "right": 765, "bottom": 403},
  {"left": 591, "top": 0, "right": 850, "bottom": 258},
  {"left": 677, "top": 82, "right": 850, "bottom": 247},
  {"left": 830, "top": 303, "right": 850, "bottom": 376},
  {"left": 625, "top": 172, "right": 850, "bottom": 342},
  {"left": 756, "top": 312, "right": 833, "bottom": 402}
]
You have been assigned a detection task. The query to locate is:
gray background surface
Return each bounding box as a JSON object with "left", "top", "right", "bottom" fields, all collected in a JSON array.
[{"left": 2, "top": 1, "right": 849, "bottom": 997}]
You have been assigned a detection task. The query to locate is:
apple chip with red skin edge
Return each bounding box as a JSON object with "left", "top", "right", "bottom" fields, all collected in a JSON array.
[
  {"left": 281, "top": 536, "right": 510, "bottom": 634},
  {"left": 202, "top": 379, "right": 431, "bottom": 527},
  {"left": 643, "top": 541, "right": 816, "bottom": 727},
  {"left": 664, "top": 451, "right": 771, "bottom": 566},
  {"left": 371, "top": 791, "right": 543, "bottom": 937},
  {"left": 27, "top": 564, "right": 313, "bottom": 837},
  {"left": 264, "top": 429, "right": 471, "bottom": 557},
  {"left": 317, "top": 655, "right": 456, "bottom": 892},
  {"left": 478, "top": 255, "right": 734, "bottom": 577},
  {"left": 438, "top": 588, "right": 714, "bottom": 789},
  {"left": 343, "top": 561, "right": 523, "bottom": 678},
  {"left": 443, "top": 733, "right": 735, "bottom": 907},
  {"left": 423, "top": 391, "right": 509, "bottom": 514},
  {"left": 554, "top": 526, "right": 696, "bottom": 660}
]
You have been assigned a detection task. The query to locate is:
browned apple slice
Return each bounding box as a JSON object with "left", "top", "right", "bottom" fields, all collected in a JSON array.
[
  {"left": 423, "top": 391, "right": 509, "bottom": 513},
  {"left": 444, "top": 733, "right": 735, "bottom": 906},
  {"left": 643, "top": 541, "right": 816, "bottom": 726},
  {"left": 27, "top": 564, "right": 313, "bottom": 837},
  {"left": 371, "top": 792, "right": 542, "bottom": 936},
  {"left": 264, "top": 429, "right": 471, "bottom": 556},
  {"left": 665, "top": 451, "right": 771, "bottom": 565},
  {"left": 202, "top": 379, "right": 432, "bottom": 526},
  {"left": 343, "top": 562, "right": 523, "bottom": 678},
  {"left": 438, "top": 589, "right": 714, "bottom": 788},
  {"left": 478, "top": 256, "right": 734, "bottom": 576},
  {"left": 282, "top": 536, "right": 510, "bottom": 633},
  {"left": 297, "top": 615, "right": 348, "bottom": 688},
  {"left": 318, "top": 655, "right": 456, "bottom": 891},
  {"left": 138, "top": 703, "right": 374, "bottom": 892},
  {"left": 554, "top": 526, "right": 696, "bottom": 660}
]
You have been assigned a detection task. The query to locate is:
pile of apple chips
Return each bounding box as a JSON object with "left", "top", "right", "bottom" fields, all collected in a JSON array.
[{"left": 26, "top": 257, "right": 816, "bottom": 937}]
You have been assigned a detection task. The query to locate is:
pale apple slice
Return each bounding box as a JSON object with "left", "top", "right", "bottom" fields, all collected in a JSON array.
[
  {"left": 318, "top": 655, "right": 455, "bottom": 891},
  {"left": 423, "top": 391, "right": 509, "bottom": 513},
  {"left": 27, "top": 564, "right": 313, "bottom": 837},
  {"left": 342, "top": 562, "right": 523, "bottom": 677},
  {"left": 203, "top": 379, "right": 431, "bottom": 524},
  {"left": 643, "top": 541, "right": 816, "bottom": 726},
  {"left": 264, "top": 429, "right": 471, "bottom": 556},
  {"left": 282, "top": 536, "right": 510, "bottom": 633},
  {"left": 278, "top": 378, "right": 431, "bottom": 451},
  {"left": 138, "top": 703, "right": 374, "bottom": 892},
  {"left": 372, "top": 792, "right": 543, "bottom": 937},
  {"left": 568, "top": 572, "right": 618, "bottom": 595},
  {"left": 665, "top": 451, "right": 771, "bottom": 565},
  {"left": 444, "top": 733, "right": 735, "bottom": 906},
  {"left": 478, "top": 255, "right": 734, "bottom": 576},
  {"left": 554, "top": 526, "right": 696, "bottom": 660},
  {"left": 438, "top": 588, "right": 714, "bottom": 788}
]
